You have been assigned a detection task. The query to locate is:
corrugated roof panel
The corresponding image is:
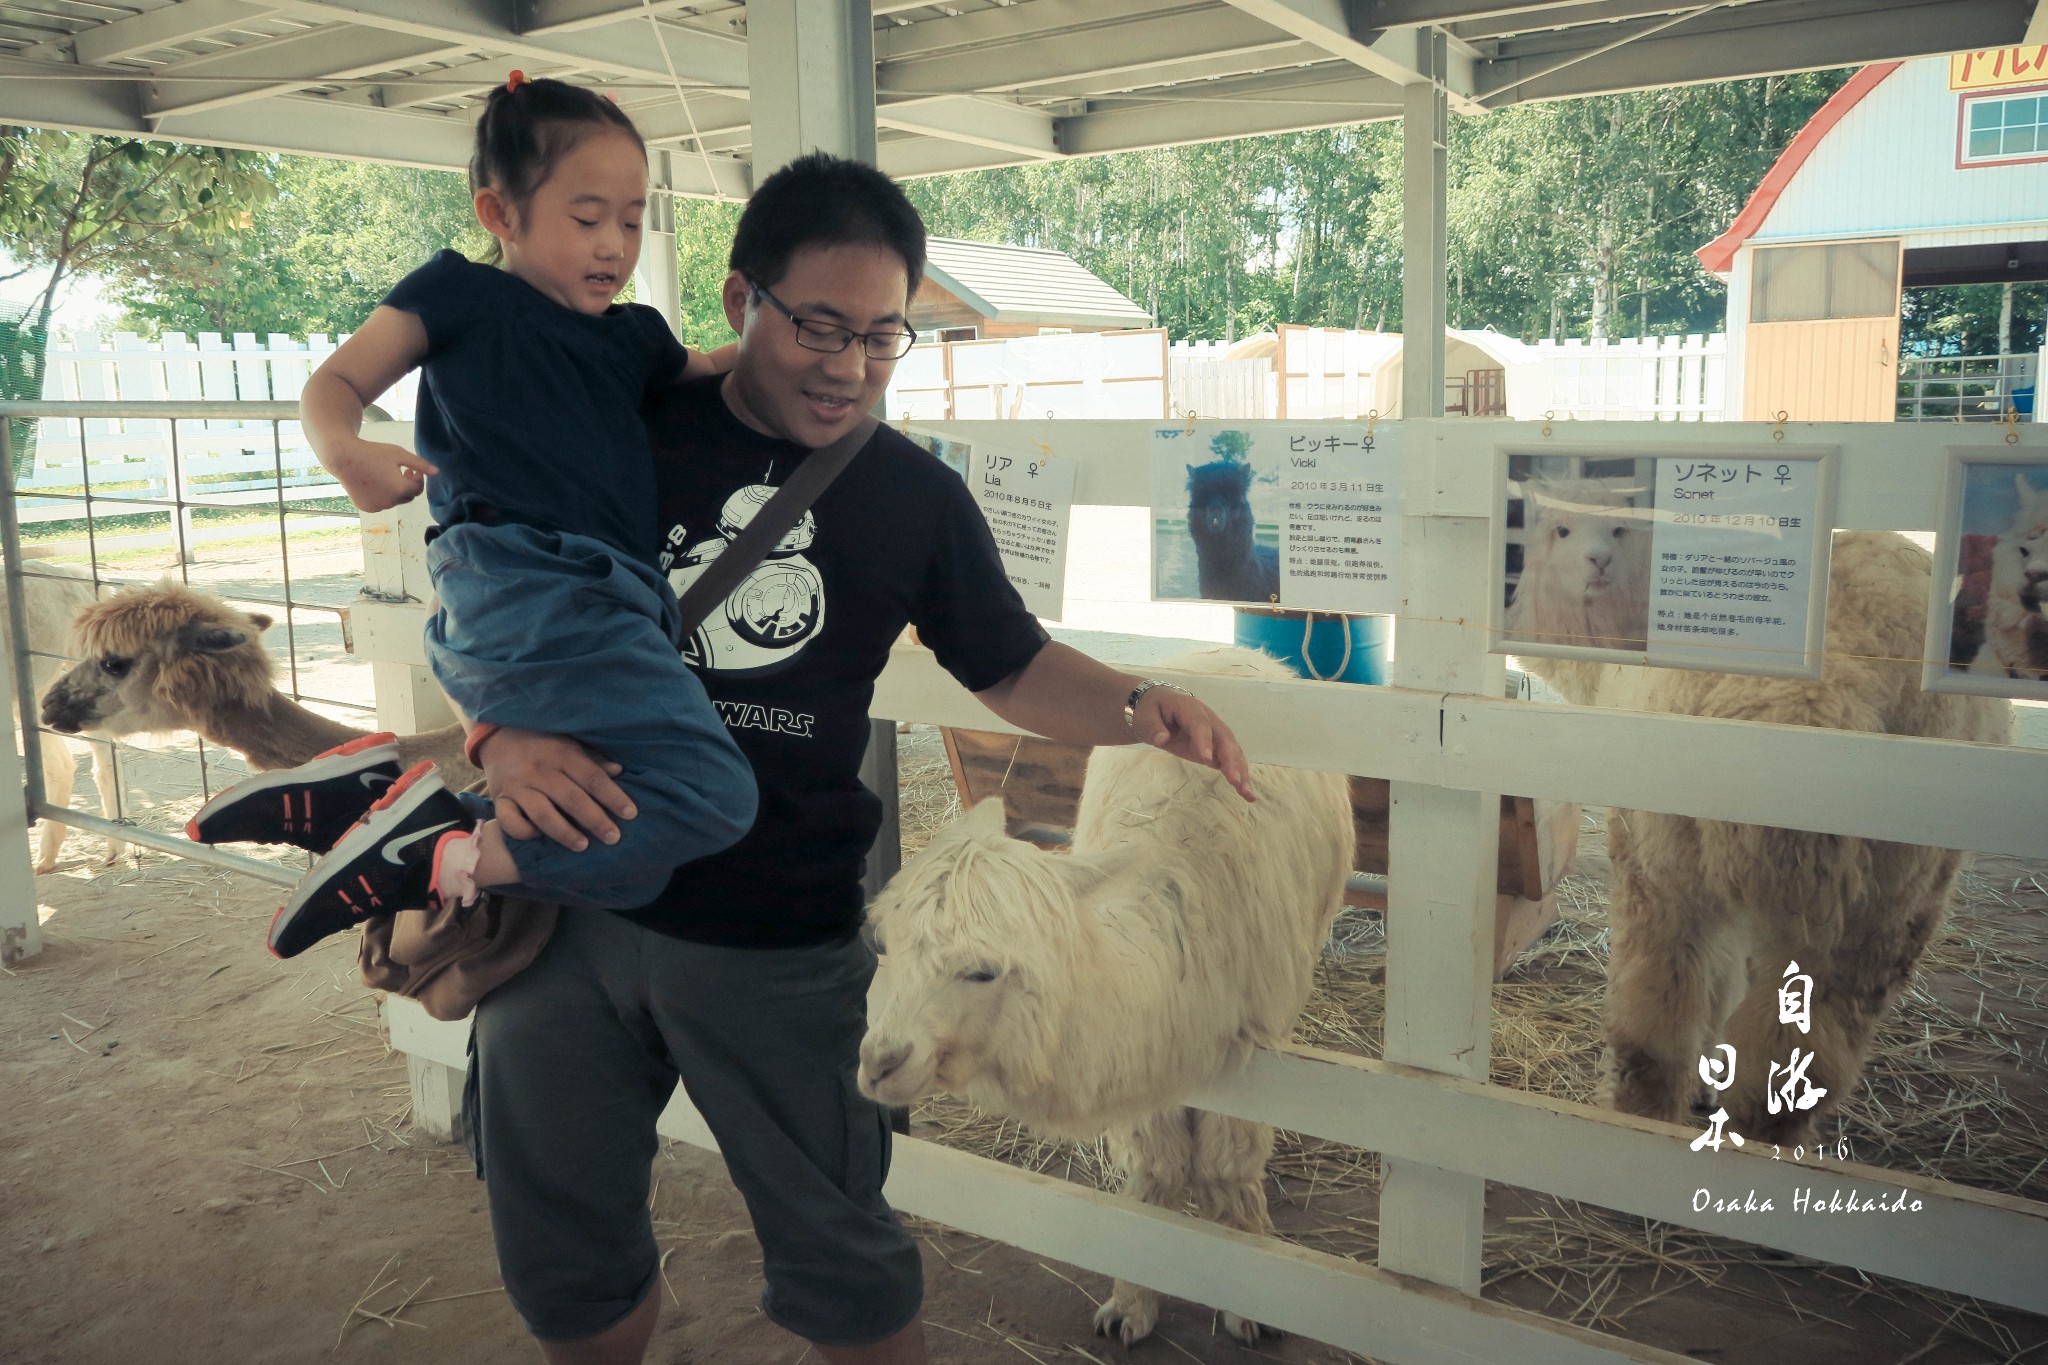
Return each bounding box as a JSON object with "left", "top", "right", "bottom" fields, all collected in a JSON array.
[{"left": 924, "top": 236, "right": 1152, "bottom": 326}]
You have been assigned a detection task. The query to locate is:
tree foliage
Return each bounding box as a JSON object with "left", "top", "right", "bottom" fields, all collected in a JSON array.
[{"left": 0, "top": 126, "right": 276, "bottom": 319}]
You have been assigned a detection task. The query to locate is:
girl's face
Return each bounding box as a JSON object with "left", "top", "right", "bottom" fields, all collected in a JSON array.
[{"left": 477, "top": 128, "right": 647, "bottom": 316}]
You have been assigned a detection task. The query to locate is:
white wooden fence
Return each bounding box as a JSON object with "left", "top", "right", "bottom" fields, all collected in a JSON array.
[
  {"left": 343, "top": 415, "right": 2048, "bottom": 1365},
  {"left": 1518, "top": 334, "right": 1728, "bottom": 422}
]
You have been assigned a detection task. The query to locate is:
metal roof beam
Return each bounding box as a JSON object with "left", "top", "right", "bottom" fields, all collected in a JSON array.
[
  {"left": 20, "top": 0, "right": 284, "bottom": 66},
  {"left": 877, "top": 6, "right": 1302, "bottom": 95},
  {"left": 1476, "top": 0, "right": 2035, "bottom": 103},
  {"left": 262, "top": 0, "right": 748, "bottom": 88},
  {"left": 876, "top": 95, "right": 1061, "bottom": 159},
  {"left": 0, "top": 53, "right": 145, "bottom": 133},
  {"left": 1061, "top": 70, "right": 1403, "bottom": 154},
  {"left": 515, "top": 0, "right": 713, "bottom": 36},
  {"left": 1219, "top": 0, "right": 1478, "bottom": 104},
  {"left": 877, "top": 134, "right": 1043, "bottom": 180},
  {"left": 324, "top": 52, "right": 578, "bottom": 108},
  {"left": 1018, "top": 41, "right": 1336, "bottom": 99},
  {"left": 143, "top": 27, "right": 473, "bottom": 118},
  {"left": 1359, "top": 0, "right": 1714, "bottom": 24},
  {"left": 1452, "top": 0, "right": 1773, "bottom": 42},
  {"left": 628, "top": 92, "right": 751, "bottom": 146},
  {"left": 875, "top": 0, "right": 1197, "bottom": 61}
]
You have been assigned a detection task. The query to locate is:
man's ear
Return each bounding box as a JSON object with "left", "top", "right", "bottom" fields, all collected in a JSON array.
[{"left": 722, "top": 269, "right": 753, "bottom": 337}]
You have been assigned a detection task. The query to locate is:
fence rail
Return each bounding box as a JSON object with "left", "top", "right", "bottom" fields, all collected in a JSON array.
[{"left": 1896, "top": 350, "right": 2039, "bottom": 422}]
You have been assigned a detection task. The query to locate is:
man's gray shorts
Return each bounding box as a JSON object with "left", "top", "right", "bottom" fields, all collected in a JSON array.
[{"left": 469, "top": 909, "right": 923, "bottom": 1345}]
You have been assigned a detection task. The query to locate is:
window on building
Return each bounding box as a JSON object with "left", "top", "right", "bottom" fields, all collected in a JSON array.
[
  {"left": 1751, "top": 241, "right": 1899, "bottom": 323},
  {"left": 1961, "top": 90, "right": 2048, "bottom": 165}
]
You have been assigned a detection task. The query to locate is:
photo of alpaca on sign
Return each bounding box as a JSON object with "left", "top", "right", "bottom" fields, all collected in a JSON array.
[
  {"left": 1151, "top": 426, "right": 1282, "bottom": 605},
  {"left": 1927, "top": 453, "right": 2048, "bottom": 701},
  {"left": 1501, "top": 457, "right": 1655, "bottom": 656}
]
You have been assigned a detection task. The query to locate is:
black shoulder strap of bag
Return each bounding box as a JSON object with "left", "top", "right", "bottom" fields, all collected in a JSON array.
[{"left": 673, "top": 415, "right": 878, "bottom": 634}]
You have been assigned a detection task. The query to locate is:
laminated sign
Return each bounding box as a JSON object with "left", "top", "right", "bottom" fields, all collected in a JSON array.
[{"left": 1150, "top": 422, "right": 1403, "bottom": 614}]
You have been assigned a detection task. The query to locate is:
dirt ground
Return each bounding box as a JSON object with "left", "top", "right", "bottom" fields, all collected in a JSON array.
[{"left": 6, "top": 746, "right": 2046, "bottom": 1365}]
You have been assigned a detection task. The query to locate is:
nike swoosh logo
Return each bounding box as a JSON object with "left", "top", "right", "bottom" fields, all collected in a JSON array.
[
  {"left": 359, "top": 771, "right": 395, "bottom": 792},
  {"left": 384, "top": 821, "right": 459, "bottom": 865}
]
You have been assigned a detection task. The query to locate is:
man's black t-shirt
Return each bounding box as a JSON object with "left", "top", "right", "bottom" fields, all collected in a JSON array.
[{"left": 617, "top": 377, "right": 1049, "bottom": 947}]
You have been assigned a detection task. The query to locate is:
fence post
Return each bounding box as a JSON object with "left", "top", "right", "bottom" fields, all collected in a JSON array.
[{"left": 0, "top": 646, "right": 38, "bottom": 966}]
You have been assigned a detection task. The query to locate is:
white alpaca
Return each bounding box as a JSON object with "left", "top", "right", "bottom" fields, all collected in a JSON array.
[
  {"left": 1506, "top": 478, "right": 1653, "bottom": 652},
  {"left": 2, "top": 558, "right": 125, "bottom": 871},
  {"left": 1965, "top": 473, "right": 2048, "bottom": 681},
  {"left": 1523, "top": 532, "right": 2010, "bottom": 1144},
  {"left": 859, "top": 647, "right": 1353, "bottom": 1347}
]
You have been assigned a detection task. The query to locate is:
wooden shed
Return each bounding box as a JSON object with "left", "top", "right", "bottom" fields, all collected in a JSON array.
[
  {"left": 911, "top": 237, "right": 1154, "bottom": 342},
  {"left": 1699, "top": 47, "right": 2048, "bottom": 423}
]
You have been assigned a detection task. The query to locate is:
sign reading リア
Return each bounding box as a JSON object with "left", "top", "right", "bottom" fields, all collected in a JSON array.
[{"left": 971, "top": 443, "right": 1076, "bottom": 621}]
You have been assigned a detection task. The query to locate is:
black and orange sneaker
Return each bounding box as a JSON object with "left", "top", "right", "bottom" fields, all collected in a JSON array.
[
  {"left": 188, "top": 732, "right": 404, "bottom": 853},
  {"left": 266, "top": 761, "right": 474, "bottom": 959}
]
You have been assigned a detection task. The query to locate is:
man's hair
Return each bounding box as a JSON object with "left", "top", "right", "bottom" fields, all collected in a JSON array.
[{"left": 730, "top": 153, "right": 926, "bottom": 299}]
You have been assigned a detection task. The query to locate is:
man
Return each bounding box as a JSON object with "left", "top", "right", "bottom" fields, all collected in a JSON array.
[{"left": 470, "top": 152, "right": 1254, "bottom": 1365}]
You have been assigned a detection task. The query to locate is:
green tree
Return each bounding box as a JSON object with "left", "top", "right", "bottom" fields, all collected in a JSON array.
[{"left": 0, "top": 126, "right": 275, "bottom": 318}]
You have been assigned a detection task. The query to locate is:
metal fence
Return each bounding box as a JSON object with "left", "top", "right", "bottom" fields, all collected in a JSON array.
[
  {"left": 1896, "top": 351, "right": 2040, "bottom": 422},
  {"left": 2, "top": 398, "right": 387, "bottom": 890}
]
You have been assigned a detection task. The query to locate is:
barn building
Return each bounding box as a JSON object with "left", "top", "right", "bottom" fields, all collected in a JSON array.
[
  {"left": 910, "top": 237, "right": 1153, "bottom": 342},
  {"left": 1700, "top": 46, "right": 2048, "bottom": 422}
]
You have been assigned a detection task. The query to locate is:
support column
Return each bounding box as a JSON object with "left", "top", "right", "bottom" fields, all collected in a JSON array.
[
  {"left": 0, "top": 629, "right": 40, "bottom": 966},
  {"left": 635, "top": 151, "right": 684, "bottom": 333},
  {"left": 1380, "top": 27, "right": 1497, "bottom": 1299},
  {"left": 744, "top": 0, "right": 877, "bottom": 175}
]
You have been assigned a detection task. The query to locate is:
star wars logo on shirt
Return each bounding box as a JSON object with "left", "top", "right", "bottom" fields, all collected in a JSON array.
[{"left": 661, "top": 483, "right": 826, "bottom": 679}]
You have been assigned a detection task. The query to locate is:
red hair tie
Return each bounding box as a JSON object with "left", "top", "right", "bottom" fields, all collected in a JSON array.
[{"left": 506, "top": 70, "right": 528, "bottom": 93}]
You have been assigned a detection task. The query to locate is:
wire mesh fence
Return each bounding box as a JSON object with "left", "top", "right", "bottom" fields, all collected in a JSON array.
[{"left": 3, "top": 399, "right": 389, "bottom": 886}]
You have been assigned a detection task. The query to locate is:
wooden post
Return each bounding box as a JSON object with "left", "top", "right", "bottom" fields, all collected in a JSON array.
[{"left": 0, "top": 578, "right": 40, "bottom": 967}]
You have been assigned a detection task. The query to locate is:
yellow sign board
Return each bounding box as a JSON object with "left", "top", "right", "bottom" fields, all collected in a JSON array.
[{"left": 1950, "top": 47, "right": 2048, "bottom": 90}]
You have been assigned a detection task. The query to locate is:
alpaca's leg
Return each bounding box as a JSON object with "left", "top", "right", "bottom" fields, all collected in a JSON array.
[
  {"left": 1095, "top": 1109, "right": 1195, "bottom": 1347},
  {"left": 1722, "top": 846, "right": 1960, "bottom": 1147},
  {"left": 87, "top": 744, "right": 126, "bottom": 867},
  {"left": 1600, "top": 811, "right": 1744, "bottom": 1124},
  {"left": 1190, "top": 1110, "right": 1279, "bottom": 1346},
  {"left": 33, "top": 729, "right": 73, "bottom": 873}
]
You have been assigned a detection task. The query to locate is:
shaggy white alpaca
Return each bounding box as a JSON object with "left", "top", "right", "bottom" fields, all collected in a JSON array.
[
  {"left": 1524, "top": 531, "right": 2011, "bottom": 1145},
  {"left": 1506, "top": 478, "right": 1653, "bottom": 652},
  {"left": 859, "top": 647, "right": 1353, "bottom": 1347},
  {"left": 1965, "top": 473, "right": 2048, "bottom": 681},
  {"left": 2, "top": 558, "right": 124, "bottom": 871}
]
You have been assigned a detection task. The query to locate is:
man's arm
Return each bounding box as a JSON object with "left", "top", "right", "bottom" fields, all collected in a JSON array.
[{"left": 972, "top": 641, "right": 1255, "bottom": 802}]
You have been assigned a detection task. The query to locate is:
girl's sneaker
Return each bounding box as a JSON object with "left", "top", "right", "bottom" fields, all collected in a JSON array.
[
  {"left": 266, "top": 762, "right": 474, "bottom": 959},
  {"left": 188, "top": 732, "right": 404, "bottom": 853}
]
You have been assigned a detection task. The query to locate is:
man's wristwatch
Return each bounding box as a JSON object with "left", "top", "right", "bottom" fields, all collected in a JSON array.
[{"left": 1123, "top": 678, "right": 1189, "bottom": 730}]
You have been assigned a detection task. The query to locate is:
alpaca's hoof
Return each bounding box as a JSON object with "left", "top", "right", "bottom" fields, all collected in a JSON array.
[
  {"left": 1222, "top": 1311, "right": 1270, "bottom": 1346},
  {"left": 1094, "top": 1291, "right": 1157, "bottom": 1347}
]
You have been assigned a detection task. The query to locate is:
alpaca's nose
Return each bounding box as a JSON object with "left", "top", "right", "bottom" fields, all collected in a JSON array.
[
  {"left": 861, "top": 1040, "right": 911, "bottom": 1087},
  {"left": 1587, "top": 548, "right": 1611, "bottom": 572}
]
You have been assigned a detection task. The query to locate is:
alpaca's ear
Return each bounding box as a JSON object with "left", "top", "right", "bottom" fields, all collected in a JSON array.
[
  {"left": 2018, "top": 473, "right": 2043, "bottom": 508},
  {"left": 961, "top": 798, "right": 1010, "bottom": 837},
  {"left": 245, "top": 612, "right": 274, "bottom": 633},
  {"left": 177, "top": 622, "right": 250, "bottom": 655}
]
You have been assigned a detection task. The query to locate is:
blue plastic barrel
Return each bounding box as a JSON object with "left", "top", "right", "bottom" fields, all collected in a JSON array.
[{"left": 1233, "top": 609, "right": 1391, "bottom": 685}]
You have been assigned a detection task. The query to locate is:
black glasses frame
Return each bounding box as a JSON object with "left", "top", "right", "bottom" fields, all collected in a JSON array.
[{"left": 749, "top": 280, "right": 918, "bottom": 361}]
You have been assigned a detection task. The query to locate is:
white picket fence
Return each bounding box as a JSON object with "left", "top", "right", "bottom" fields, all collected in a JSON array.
[
  {"left": 15, "top": 332, "right": 421, "bottom": 529},
  {"left": 1518, "top": 334, "right": 1727, "bottom": 422}
]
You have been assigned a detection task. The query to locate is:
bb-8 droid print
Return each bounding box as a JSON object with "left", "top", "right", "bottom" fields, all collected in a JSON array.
[{"left": 662, "top": 483, "right": 825, "bottom": 677}]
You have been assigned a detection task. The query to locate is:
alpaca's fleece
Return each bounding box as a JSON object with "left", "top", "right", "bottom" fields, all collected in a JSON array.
[
  {"left": 859, "top": 647, "right": 1353, "bottom": 1138},
  {"left": 1524, "top": 531, "right": 2011, "bottom": 1144},
  {"left": 42, "top": 582, "right": 276, "bottom": 739},
  {"left": 1966, "top": 473, "right": 2048, "bottom": 681},
  {"left": 1507, "top": 478, "right": 1653, "bottom": 652}
]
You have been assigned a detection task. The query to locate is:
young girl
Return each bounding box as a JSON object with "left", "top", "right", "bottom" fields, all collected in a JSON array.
[{"left": 191, "top": 75, "right": 758, "bottom": 958}]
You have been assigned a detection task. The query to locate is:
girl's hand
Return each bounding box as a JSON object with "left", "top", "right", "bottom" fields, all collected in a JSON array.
[{"left": 327, "top": 438, "right": 437, "bottom": 512}]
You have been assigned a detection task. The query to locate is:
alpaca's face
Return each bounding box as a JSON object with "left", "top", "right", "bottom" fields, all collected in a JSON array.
[
  {"left": 1989, "top": 476, "right": 2048, "bottom": 614},
  {"left": 1520, "top": 483, "right": 1650, "bottom": 603},
  {"left": 40, "top": 592, "right": 272, "bottom": 739},
  {"left": 859, "top": 801, "right": 1068, "bottom": 1108},
  {"left": 1185, "top": 460, "right": 1256, "bottom": 545}
]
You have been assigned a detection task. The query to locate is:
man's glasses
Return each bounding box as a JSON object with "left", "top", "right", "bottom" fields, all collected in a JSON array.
[{"left": 750, "top": 280, "right": 918, "bottom": 361}]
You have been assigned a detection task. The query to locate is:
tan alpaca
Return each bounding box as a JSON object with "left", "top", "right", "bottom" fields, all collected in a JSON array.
[
  {"left": 3, "top": 557, "right": 125, "bottom": 871},
  {"left": 1525, "top": 532, "right": 2011, "bottom": 1145},
  {"left": 1506, "top": 478, "right": 1653, "bottom": 653},
  {"left": 39, "top": 582, "right": 473, "bottom": 784}
]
